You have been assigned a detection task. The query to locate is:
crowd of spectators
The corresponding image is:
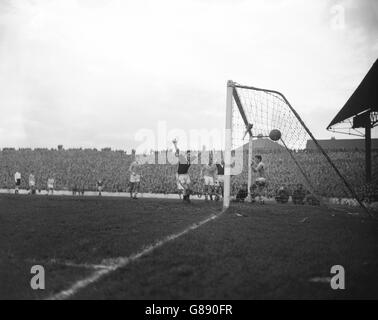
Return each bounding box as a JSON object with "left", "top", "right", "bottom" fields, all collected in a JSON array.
[{"left": 0, "top": 147, "right": 377, "bottom": 202}]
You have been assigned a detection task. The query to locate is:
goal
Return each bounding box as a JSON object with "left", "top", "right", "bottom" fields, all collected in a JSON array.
[{"left": 223, "top": 80, "right": 371, "bottom": 216}]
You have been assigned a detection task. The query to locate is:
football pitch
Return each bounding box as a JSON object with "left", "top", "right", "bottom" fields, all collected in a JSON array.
[{"left": 0, "top": 194, "right": 377, "bottom": 300}]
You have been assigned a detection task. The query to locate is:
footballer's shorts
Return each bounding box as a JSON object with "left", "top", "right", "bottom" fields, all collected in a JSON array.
[
  {"left": 29, "top": 181, "right": 35, "bottom": 188},
  {"left": 177, "top": 174, "right": 191, "bottom": 190},
  {"left": 216, "top": 175, "right": 224, "bottom": 185},
  {"left": 47, "top": 184, "right": 54, "bottom": 190},
  {"left": 130, "top": 173, "right": 141, "bottom": 183},
  {"left": 255, "top": 177, "right": 266, "bottom": 187},
  {"left": 204, "top": 175, "right": 214, "bottom": 186},
  {"left": 15, "top": 179, "right": 21, "bottom": 186},
  {"left": 97, "top": 186, "right": 103, "bottom": 192}
]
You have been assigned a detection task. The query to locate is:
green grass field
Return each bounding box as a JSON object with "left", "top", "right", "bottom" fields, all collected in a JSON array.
[{"left": 0, "top": 194, "right": 377, "bottom": 300}]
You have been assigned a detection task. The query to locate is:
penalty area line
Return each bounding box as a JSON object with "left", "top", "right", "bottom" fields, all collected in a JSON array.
[{"left": 46, "top": 207, "right": 226, "bottom": 300}]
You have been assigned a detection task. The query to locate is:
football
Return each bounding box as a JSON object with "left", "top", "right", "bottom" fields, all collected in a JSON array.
[{"left": 269, "top": 129, "right": 282, "bottom": 141}]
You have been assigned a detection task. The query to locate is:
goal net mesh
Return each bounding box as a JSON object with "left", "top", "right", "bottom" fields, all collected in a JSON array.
[{"left": 229, "top": 83, "right": 375, "bottom": 212}]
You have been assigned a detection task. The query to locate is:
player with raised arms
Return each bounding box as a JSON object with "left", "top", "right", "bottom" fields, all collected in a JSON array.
[
  {"left": 129, "top": 153, "right": 142, "bottom": 199},
  {"left": 251, "top": 154, "right": 266, "bottom": 204},
  {"left": 172, "top": 139, "right": 196, "bottom": 203}
]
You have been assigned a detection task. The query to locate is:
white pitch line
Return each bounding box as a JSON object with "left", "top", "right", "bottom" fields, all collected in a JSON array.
[
  {"left": 46, "top": 208, "right": 226, "bottom": 300},
  {"left": 57, "top": 261, "right": 112, "bottom": 270},
  {"left": 26, "top": 258, "right": 110, "bottom": 270}
]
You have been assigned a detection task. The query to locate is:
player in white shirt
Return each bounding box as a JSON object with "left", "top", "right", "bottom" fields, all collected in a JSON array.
[
  {"left": 14, "top": 171, "right": 21, "bottom": 194},
  {"left": 201, "top": 157, "right": 217, "bottom": 201},
  {"left": 29, "top": 173, "right": 36, "bottom": 195},
  {"left": 129, "top": 156, "right": 142, "bottom": 199},
  {"left": 251, "top": 155, "right": 266, "bottom": 204},
  {"left": 47, "top": 177, "right": 55, "bottom": 195}
]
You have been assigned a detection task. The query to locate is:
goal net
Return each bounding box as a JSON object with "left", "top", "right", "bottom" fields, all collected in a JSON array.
[{"left": 223, "top": 80, "right": 374, "bottom": 216}]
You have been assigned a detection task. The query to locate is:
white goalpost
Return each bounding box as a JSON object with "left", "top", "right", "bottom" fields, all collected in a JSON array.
[
  {"left": 224, "top": 80, "right": 255, "bottom": 208},
  {"left": 223, "top": 80, "right": 371, "bottom": 217},
  {"left": 223, "top": 80, "right": 234, "bottom": 208}
]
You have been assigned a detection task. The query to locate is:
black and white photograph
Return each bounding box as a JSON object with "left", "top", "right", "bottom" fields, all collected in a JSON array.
[{"left": 0, "top": 0, "right": 377, "bottom": 306}]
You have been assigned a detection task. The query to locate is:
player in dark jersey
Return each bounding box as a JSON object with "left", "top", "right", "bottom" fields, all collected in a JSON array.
[
  {"left": 14, "top": 171, "right": 21, "bottom": 194},
  {"left": 214, "top": 160, "right": 225, "bottom": 201},
  {"left": 173, "top": 139, "right": 196, "bottom": 202},
  {"left": 96, "top": 179, "right": 103, "bottom": 196}
]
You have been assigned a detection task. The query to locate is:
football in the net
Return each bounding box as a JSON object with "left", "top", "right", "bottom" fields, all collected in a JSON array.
[{"left": 269, "top": 129, "right": 282, "bottom": 141}]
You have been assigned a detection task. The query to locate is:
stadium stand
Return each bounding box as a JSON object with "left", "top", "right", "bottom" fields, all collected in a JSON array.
[
  {"left": 306, "top": 138, "right": 378, "bottom": 150},
  {"left": 0, "top": 143, "right": 377, "bottom": 202}
]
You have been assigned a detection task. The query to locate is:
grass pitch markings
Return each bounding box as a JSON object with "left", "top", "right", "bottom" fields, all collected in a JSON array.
[
  {"left": 25, "top": 258, "right": 111, "bottom": 270},
  {"left": 46, "top": 207, "right": 225, "bottom": 300}
]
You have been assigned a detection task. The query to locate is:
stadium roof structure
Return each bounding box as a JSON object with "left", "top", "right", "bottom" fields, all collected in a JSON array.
[
  {"left": 327, "top": 58, "right": 378, "bottom": 183},
  {"left": 327, "top": 59, "right": 378, "bottom": 135}
]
